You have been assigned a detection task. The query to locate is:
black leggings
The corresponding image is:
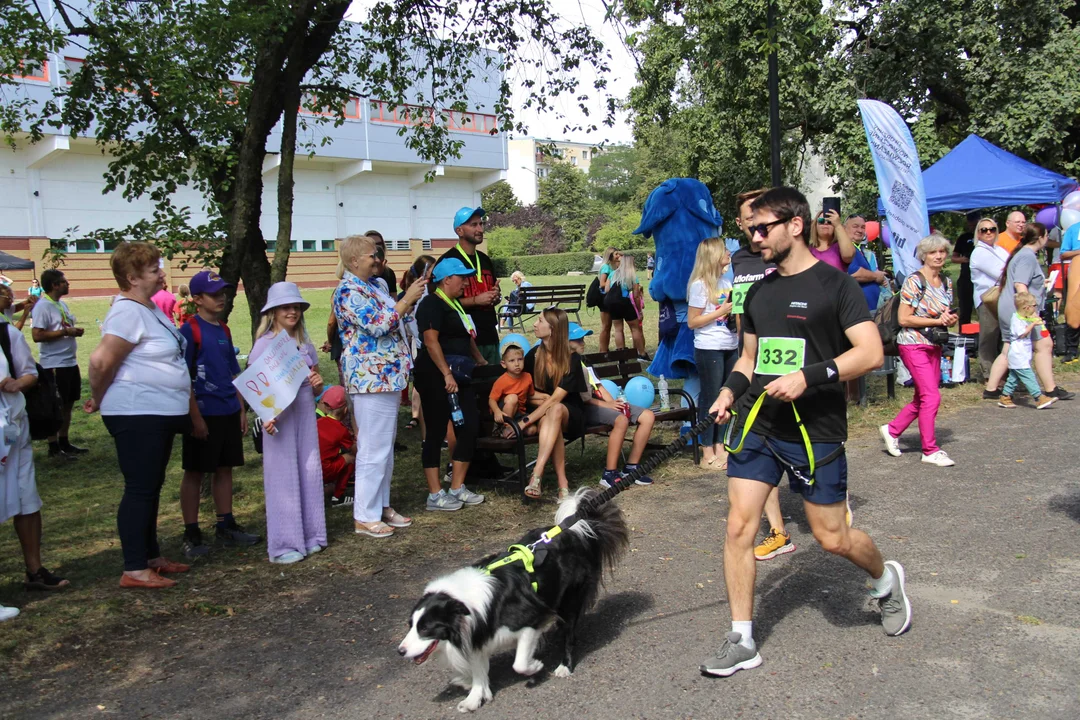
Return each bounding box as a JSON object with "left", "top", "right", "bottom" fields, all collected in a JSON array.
[
  {"left": 104, "top": 414, "right": 190, "bottom": 571},
  {"left": 415, "top": 361, "right": 479, "bottom": 469}
]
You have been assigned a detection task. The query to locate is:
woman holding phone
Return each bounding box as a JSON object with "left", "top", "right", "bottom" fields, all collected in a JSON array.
[
  {"left": 810, "top": 201, "right": 857, "bottom": 271},
  {"left": 687, "top": 238, "right": 737, "bottom": 468}
]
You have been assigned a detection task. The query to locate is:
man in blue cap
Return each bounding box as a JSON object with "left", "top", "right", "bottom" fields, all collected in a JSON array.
[{"left": 435, "top": 207, "right": 502, "bottom": 365}]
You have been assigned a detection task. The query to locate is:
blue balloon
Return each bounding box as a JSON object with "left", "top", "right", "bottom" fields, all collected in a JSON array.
[
  {"left": 624, "top": 376, "right": 655, "bottom": 409},
  {"left": 500, "top": 333, "right": 530, "bottom": 353},
  {"left": 599, "top": 379, "right": 621, "bottom": 400}
]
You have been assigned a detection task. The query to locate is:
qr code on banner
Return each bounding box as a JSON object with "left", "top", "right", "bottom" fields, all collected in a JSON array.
[{"left": 889, "top": 180, "right": 915, "bottom": 211}]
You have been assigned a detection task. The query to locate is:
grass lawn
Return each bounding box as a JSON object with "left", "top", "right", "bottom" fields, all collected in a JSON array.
[{"left": 2, "top": 272, "right": 1074, "bottom": 670}]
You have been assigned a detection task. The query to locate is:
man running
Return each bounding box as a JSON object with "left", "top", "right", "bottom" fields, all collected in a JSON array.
[{"left": 701, "top": 187, "right": 911, "bottom": 677}]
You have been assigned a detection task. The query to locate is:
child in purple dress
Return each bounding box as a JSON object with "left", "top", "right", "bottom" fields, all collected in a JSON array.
[{"left": 250, "top": 283, "right": 326, "bottom": 564}]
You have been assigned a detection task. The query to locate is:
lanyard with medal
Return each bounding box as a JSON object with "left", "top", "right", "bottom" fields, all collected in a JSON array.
[
  {"left": 435, "top": 288, "right": 476, "bottom": 338},
  {"left": 722, "top": 337, "right": 843, "bottom": 485},
  {"left": 44, "top": 294, "right": 74, "bottom": 328}
]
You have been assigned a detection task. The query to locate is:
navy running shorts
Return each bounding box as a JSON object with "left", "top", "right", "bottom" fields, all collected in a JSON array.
[{"left": 725, "top": 430, "right": 847, "bottom": 505}]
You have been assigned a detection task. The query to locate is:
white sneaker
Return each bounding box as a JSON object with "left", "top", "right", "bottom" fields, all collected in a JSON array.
[
  {"left": 0, "top": 605, "right": 19, "bottom": 622},
  {"left": 921, "top": 450, "right": 955, "bottom": 467},
  {"left": 879, "top": 425, "right": 901, "bottom": 457}
]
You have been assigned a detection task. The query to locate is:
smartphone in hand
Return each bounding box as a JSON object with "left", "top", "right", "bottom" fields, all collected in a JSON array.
[{"left": 822, "top": 196, "right": 841, "bottom": 217}]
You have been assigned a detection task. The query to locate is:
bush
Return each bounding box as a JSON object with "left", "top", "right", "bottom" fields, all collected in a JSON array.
[
  {"left": 486, "top": 225, "right": 537, "bottom": 258},
  {"left": 592, "top": 205, "right": 653, "bottom": 252},
  {"left": 492, "top": 251, "right": 596, "bottom": 277}
]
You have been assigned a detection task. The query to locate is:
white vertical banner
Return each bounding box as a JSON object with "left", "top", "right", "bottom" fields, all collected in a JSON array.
[{"left": 857, "top": 99, "right": 930, "bottom": 280}]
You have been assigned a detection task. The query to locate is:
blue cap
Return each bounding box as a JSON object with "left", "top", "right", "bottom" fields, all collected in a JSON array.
[
  {"left": 567, "top": 322, "right": 593, "bottom": 341},
  {"left": 189, "top": 270, "right": 231, "bottom": 295},
  {"left": 453, "top": 206, "right": 486, "bottom": 229},
  {"left": 432, "top": 258, "right": 475, "bottom": 282}
]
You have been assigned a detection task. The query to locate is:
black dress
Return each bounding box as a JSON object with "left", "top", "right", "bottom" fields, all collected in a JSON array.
[{"left": 524, "top": 345, "right": 588, "bottom": 441}]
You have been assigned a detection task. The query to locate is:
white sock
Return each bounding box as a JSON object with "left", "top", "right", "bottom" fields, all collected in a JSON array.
[
  {"left": 869, "top": 565, "right": 894, "bottom": 598},
  {"left": 429, "top": 491, "right": 443, "bottom": 501},
  {"left": 731, "top": 621, "right": 754, "bottom": 649}
]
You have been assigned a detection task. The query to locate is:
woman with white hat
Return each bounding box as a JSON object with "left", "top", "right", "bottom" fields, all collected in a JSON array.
[
  {"left": 333, "top": 235, "right": 427, "bottom": 538},
  {"left": 251, "top": 282, "right": 326, "bottom": 564}
]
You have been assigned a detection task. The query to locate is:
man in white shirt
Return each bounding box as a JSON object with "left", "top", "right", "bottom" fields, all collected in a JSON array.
[
  {"left": 969, "top": 219, "right": 1010, "bottom": 394},
  {"left": 31, "top": 269, "right": 87, "bottom": 458}
]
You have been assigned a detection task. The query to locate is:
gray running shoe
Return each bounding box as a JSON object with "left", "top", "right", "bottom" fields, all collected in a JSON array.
[
  {"left": 879, "top": 560, "right": 912, "bottom": 636},
  {"left": 426, "top": 490, "right": 464, "bottom": 512},
  {"left": 450, "top": 485, "right": 485, "bottom": 506},
  {"left": 699, "top": 632, "right": 762, "bottom": 677}
]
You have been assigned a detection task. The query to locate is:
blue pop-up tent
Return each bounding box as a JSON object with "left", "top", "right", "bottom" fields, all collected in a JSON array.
[{"left": 878, "top": 134, "right": 1077, "bottom": 214}]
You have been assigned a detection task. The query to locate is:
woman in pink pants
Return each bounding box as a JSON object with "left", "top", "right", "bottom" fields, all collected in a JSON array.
[{"left": 879, "top": 234, "right": 959, "bottom": 468}]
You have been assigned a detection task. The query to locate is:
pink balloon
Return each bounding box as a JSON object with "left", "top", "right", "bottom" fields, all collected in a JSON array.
[
  {"left": 1035, "top": 206, "right": 1059, "bottom": 227},
  {"left": 864, "top": 221, "right": 881, "bottom": 242},
  {"left": 881, "top": 222, "right": 892, "bottom": 249}
]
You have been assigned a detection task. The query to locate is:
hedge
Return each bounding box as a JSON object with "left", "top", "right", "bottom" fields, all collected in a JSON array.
[{"left": 492, "top": 251, "right": 596, "bottom": 277}]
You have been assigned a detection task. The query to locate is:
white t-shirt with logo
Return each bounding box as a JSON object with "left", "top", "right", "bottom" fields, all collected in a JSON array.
[
  {"left": 688, "top": 279, "right": 739, "bottom": 351},
  {"left": 31, "top": 297, "right": 78, "bottom": 369},
  {"left": 100, "top": 299, "right": 191, "bottom": 416},
  {"left": 1007, "top": 314, "right": 1036, "bottom": 370}
]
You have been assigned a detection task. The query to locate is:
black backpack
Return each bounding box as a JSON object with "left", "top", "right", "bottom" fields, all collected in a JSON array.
[
  {"left": 0, "top": 324, "right": 63, "bottom": 440},
  {"left": 586, "top": 277, "right": 603, "bottom": 309}
]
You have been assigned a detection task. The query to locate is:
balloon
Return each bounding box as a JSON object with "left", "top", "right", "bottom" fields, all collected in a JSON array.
[
  {"left": 1035, "top": 206, "right": 1059, "bottom": 228},
  {"left": 1062, "top": 190, "right": 1080, "bottom": 211},
  {"left": 881, "top": 222, "right": 893, "bottom": 249},
  {"left": 1061, "top": 208, "right": 1080, "bottom": 231},
  {"left": 624, "top": 376, "right": 655, "bottom": 408},
  {"left": 500, "top": 333, "right": 529, "bottom": 353},
  {"left": 864, "top": 221, "right": 880, "bottom": 242},
  {"left": 599, "top": 379, "right": 621, "bottom": 400}
]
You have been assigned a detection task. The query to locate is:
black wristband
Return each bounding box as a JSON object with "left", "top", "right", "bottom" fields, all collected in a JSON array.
[
  {"left": 721, "top": 371, "right": 751, "bottom": 400},
  {"left": 802, "top": 360, "right": 840, "bottom": 387}
]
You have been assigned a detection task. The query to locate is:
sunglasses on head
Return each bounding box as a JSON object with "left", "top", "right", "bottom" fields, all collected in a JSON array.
[{"left": 748, "top": 217, "right": 789, "bottom": 238}]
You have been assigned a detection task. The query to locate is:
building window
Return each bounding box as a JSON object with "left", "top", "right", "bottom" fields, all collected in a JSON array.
[
  {"left": 571, "top": 156, "right": 578, "bottom": 166},
  {"left": 582, "top": 150, "right": 589, "bottom": 160},
  {"left": 389, "top": 239, "right": 411, "bottom": 251},
  {"left": 422, "top": 238, "right": 433, "bottom": 251},
  {"left": 321, "top": 239, "right": 336, "bottom": 252},
  {"left": 266, "top": 240, "right": 297, "bottom": 252},
  {"left": 74, "top": 239, "right": 99, "bottom": 253},
  {"left": 63, "top": 57, "right": 83, "bottom": 84},
  {"left": 7, "top": 59, "right": 49, "bottom": 83},
  {"left": 302, "top": 240, "right": 317, "bottom": 251}
]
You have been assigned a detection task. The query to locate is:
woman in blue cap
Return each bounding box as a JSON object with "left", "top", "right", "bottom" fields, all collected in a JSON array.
[{"left": 414, "top": 258, "right": 488, "bottom": 512}]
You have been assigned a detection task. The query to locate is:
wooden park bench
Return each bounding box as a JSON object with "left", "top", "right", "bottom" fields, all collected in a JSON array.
[
  {"left": 472, "top": 349, "right": 700, "bottom": 496},
  {"left": 500, "top": 284, "right": 585, "bottom": 332}
]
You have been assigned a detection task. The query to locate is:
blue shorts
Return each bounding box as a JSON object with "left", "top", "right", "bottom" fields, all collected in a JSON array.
[{"left": 726, "top": 430, "right": 847, "bottom": 505}]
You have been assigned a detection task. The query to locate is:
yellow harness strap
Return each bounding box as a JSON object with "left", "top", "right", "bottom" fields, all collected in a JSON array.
[
  {"left": 724, "top": 392, "right": 817, "bottom": 483},
  {"left": 482, "top": 526, "right": 563, "bottom": 592}
]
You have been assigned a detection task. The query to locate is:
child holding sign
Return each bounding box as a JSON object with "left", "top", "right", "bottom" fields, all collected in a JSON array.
[
  {"left": 250, "top": 283, "right": 326, "bottom": 565},
  {"left": 687, "top": 238, "right": 737, "bottom": 468}
]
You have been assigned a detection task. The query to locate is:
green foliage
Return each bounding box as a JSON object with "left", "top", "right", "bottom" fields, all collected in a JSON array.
[
  {"left": 492, "top": 251, "right": 596, "bottom": 277},
  {"left": 588, "top": 145, "right": 642, "bottom": 204},
  {"left": 485, "top": 225, "right": 538, "bottom": 258},
  {"left": 537, "top": 162, "right": 597, "bottom": 250},
  {"left": 481, "top": 180, "right": 522, "bottom": 216},
  {"left": 592, "top": 205, "right": 651, "bottom": 252}
]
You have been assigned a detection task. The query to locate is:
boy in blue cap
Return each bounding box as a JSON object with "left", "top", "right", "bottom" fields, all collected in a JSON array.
[
  {"left": 434, "top": 207, "right": 502, "bottom": 365},
  {"left": 178, "top": 271, "right": 260, "bottom": 557}
]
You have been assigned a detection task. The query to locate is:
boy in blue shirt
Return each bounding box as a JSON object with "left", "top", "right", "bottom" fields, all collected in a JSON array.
[{"left": 179, "top": 271, "right": 260, "bottom": 557}]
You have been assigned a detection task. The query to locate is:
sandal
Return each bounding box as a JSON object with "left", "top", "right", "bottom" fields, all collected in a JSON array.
[
  {"left": 524, "top": 476, "right": 542, "bottom": 499},
  {"left": 354, "top": 521, "right": 395, "bottom": 538},
  {"left": 405, "top": 419, "right": 419, "bottom": 431},
  {"left": 382, "top": 509, "right": 413, "bottom": 528},
  {"left": 24, "top": 566, "right": 70, "bottom": 591},
  {"left": 557, "top": 487, "right": 570, "bottom": 502}
]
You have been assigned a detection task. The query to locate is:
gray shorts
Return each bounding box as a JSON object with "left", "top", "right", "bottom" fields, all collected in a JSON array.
[{"left": 585, "top": 403, "right": 648, "bottom": 426}]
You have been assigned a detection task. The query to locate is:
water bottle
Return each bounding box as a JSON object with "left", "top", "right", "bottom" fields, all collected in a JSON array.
[
  {"left": 448, "top": 391, "right": 465, "bottom": 426},
  {"left": 940, "top": 356, "right": 952, "bottom": 385},
  {"left": 658, "top": 375, "right": 670, "bottom": 412},
  {"left": 617, "top": 388, "right": 631, "bottom": 420}
]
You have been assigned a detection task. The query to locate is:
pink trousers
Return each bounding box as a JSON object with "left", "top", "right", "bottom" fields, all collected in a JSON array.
[{"left": 888, "top": 343, "right": 943, "bottom": 455}]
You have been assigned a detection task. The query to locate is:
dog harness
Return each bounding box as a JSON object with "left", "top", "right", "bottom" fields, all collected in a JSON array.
[{"left": 482, "top": 526, "right": 564, "bottom": 591}]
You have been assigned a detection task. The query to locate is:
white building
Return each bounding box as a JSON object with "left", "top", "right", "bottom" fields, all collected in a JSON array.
[{"left": 507, "top": 137, "right": 600, "bottom": 206}]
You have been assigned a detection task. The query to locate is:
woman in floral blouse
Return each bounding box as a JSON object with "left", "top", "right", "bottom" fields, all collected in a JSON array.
[{"left": 332, "top": 235, "right": 427, "bottom": 538}]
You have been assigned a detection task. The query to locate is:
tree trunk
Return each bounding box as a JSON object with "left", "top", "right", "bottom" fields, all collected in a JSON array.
[{"left": 271, "top": 69, "right": 302, "bottom": 284}]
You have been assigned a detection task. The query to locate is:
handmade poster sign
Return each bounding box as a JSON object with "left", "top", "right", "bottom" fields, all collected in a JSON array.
[{"left": 233, "top": 331, "right": 308, "bottom": 422}]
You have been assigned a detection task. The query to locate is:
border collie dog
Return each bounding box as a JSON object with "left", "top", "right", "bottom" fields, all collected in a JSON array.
[{"left": 398, "top": 489, "right": 629, "bottom": 712}]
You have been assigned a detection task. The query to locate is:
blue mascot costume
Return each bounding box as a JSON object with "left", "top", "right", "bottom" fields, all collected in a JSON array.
[{"left": 634, "top": 178, "right": 724, "bottom": 380}]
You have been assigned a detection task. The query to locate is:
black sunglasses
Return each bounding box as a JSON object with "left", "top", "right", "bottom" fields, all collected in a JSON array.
[
  {"left": 748, "top": 218, "right": 789, "bottom": 238},
  {"left": 978, "top": 227, "right": 997, "bottom": 233}
]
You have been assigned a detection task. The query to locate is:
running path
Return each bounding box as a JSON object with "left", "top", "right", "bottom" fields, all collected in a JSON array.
[{"left": 4, "top": 400, "right": 1078, "bottom": 718}]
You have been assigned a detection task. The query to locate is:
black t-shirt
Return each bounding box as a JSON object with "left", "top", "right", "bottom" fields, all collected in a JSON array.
[
  {"left": 730, "top": 247, "right": 776, "bottom": 289},
  {"left": 740, "top": 261, "right": 872, "bottom": 443},
  {"left": 434, "top": 245, "right": 499, "bottom": 346},
  {"left": 524, "top": 345, "right": 587, "bottom": 411},
  {"left": 416, "top": 293, "right": 473, "bottom": 359},
  {"left": 954, "top": 231, "right": 974, "bottom": 287}
]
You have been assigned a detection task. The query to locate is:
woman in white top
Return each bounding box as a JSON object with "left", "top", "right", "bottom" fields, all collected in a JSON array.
[
  {"left": 969, "top": 217, "right": 1010, "bottom": 387},
  {"left": 687, "top": 238, "right": 738, "bottom": 468},
  {"left": 87, "top": 242, "right": 195, "bottom": 589}
]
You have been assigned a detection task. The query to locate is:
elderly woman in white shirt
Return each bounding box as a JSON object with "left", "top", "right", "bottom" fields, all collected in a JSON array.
[
  {"left": 333, "top": 234, "right": 427, "bottom": 538},
  {"left": 969, "top": 217, "right": 1010, "bottom": 389},
  {"left": 87, "top": 242, "right": 196, "bottom": 589}
]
